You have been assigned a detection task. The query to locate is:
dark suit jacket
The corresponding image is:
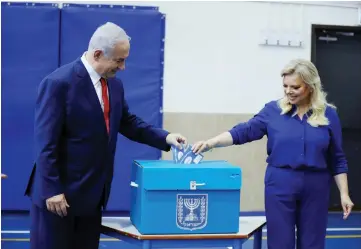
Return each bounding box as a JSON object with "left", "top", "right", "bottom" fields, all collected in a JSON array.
[{"left": 25, "top": 58, "right": 170, "bottom": 215}]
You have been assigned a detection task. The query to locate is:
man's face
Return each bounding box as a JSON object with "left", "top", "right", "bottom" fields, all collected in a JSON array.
[{"left": 94, "top": 41, "right": 130, "bottom": 78}]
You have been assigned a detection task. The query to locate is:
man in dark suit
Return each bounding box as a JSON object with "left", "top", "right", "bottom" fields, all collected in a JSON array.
[{"left": 25, "top": 22, "right": 187, "bottom": 249}]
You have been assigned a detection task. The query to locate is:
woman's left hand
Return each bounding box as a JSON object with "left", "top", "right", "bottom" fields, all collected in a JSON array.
[{"left": 341, "top": 194, "right": 354, "bottom": 220}]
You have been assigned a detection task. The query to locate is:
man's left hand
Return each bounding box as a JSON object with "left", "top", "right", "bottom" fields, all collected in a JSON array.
[{"left": 166, "top": 133, "right": 187, "bottom": 149}]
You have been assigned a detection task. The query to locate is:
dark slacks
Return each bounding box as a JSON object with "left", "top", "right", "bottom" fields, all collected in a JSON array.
[
  {"left": 30, "top": 203, "right": 102, "bottom": 249},
  {"left": 265, "top": 166, "right": 331, "bottom": 249}
]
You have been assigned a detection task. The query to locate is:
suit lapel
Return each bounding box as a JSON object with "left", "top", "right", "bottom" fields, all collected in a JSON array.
[
  {"left": 107, "top": 79, "right": 117, "bottom": 142},
  {"left": 74, "top": 59, "right": 108, "bottom": 136}
]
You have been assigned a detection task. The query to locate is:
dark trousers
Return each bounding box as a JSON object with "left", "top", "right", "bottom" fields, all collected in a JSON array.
[
  {"left": 265, "top": 166, "right": 331, "bottom": 249},
  {"left": 30, "top": 203, "right": 102, "bottom": 249}
]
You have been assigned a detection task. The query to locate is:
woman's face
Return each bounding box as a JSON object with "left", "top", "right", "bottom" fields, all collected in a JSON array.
[{"left": 283, "top": 74, "right": 311, "bottom": 106}]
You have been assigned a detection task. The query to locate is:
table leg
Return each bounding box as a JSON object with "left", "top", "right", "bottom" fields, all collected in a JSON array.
[
  {"left": 253, "top": 229, "right": 262, "bottom": 249},
  {"left": 142, "top": 240, "right": 151, "bottom": 249}
]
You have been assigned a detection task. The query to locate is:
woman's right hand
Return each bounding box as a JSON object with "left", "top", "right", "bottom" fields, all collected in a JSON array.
[
  {"left": 192, "top": 132, "right": 233, "bottom": 154},
  {"left": 192, "top": 140, "right": 214, "bottom": 154}
]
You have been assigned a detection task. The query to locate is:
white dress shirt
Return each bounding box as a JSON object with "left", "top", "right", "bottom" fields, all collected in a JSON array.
[{"left": 80, "top": 53, "right": 108, "bottom": 112}]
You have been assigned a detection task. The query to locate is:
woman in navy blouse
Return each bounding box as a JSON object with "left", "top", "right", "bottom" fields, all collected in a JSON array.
[{"left": 192, "top": 59, "right": 354, "bottom": 249}]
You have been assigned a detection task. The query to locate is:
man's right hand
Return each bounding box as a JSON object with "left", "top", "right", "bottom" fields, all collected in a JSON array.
[{"left": 46, "top": 193, "right": 70, "bottom": 217}]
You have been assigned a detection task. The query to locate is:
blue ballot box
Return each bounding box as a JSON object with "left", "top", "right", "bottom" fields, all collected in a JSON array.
[{"left": 130, "top": 160, "right": 242, "bottom": 235}]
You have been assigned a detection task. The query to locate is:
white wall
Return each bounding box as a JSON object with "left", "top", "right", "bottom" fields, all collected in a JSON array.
[
  {"left": 79, "top": 1, "right": 360, "bottom": 113},
  {"left": 157, "top": 1, "right": 360, "bottom": 113}
]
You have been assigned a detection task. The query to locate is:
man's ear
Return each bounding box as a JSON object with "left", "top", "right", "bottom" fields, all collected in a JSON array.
[{"left": 93, "top": 50, "right": 103, "bottom": 61}]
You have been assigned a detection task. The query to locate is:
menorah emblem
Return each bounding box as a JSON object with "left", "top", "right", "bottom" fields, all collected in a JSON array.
[
  {"left": 176, "top": 194, "right": 208, "bottom": 231},
  {"left": 184, "top": 198, "right": 200, "bottom": 221}
]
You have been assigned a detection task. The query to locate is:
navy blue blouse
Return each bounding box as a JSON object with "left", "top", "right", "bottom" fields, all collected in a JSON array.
[{"left": 229, "top": 100, "right": 348, "bottom": 175}]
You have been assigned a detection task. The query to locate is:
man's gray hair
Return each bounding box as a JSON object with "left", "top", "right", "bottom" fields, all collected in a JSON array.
[{"left": 88, "top": 22, "right": 131, "bottom": 58}]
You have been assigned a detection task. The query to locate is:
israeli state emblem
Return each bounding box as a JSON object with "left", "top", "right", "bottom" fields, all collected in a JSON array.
[{"left": 176, "top": 194, "right": 208, "bottom": 231}]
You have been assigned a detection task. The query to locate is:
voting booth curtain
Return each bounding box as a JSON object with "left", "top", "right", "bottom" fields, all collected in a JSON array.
[{"left": 1, "top": 2, "right": 165, "bottom": 212}]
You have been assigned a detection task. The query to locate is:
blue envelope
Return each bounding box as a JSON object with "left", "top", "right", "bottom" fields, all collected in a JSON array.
[
  {"left": 171, "top": 144, "right": 204, "bottom": 164},
  {"left": 171, "top": 145, "right": 183, "bottom": 163}
]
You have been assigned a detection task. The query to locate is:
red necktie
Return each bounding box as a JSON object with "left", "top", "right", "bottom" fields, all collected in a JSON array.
[{"left": 100, "top": 78, "right": 110, "bottom": 134}]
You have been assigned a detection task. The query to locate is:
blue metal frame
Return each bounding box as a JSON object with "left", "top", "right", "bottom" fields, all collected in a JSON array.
[
  {"left": 158, "top": 13, "right": 166, "bottom": 133},
  {"left": 1, "top": 2, "right": 58, "bottom": 8},
  {"left": 62, "top": 3, "right": 159, "bottom": 11}
]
